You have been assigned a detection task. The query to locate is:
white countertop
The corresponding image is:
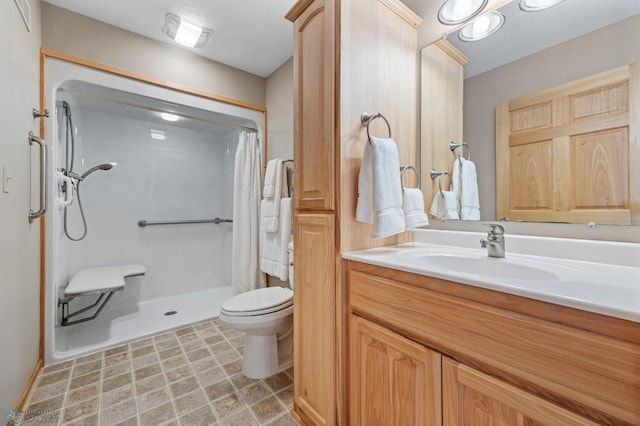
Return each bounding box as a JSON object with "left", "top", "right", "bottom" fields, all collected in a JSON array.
[{"left": 343, "top": 239, "right": 640, "bottom": 323}]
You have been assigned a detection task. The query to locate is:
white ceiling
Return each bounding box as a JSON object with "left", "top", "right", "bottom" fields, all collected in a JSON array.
[
  {"left": 41, "top": 0, "right": 640, "bottom": 79},
  {"left": 42, "top": 0, "right": 299, "bottom": 78}
]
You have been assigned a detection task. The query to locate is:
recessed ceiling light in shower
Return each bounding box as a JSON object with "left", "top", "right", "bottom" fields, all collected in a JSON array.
[
  {"left": 438, "top": 0, "right": 488, "bottom": 25},
  {"left": 160, "top": 112, "right": 180, "bottom": 122},
  {"left": 163, "top": 13, "right": 213, "bottom": 48}
]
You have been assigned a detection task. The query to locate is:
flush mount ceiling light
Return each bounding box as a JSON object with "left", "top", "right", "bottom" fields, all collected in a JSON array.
[
  {"left": 458, "top": 11, "right": 505, "bottom": 42},
  {"left": 438, "top": 0, "right": 488, "bottom": 25},
  {"left": 163, "top": 13, "right": 212, "bottom": 48},
  {"left": 519, "top": 0, "right": 565, "bottom": 12}
]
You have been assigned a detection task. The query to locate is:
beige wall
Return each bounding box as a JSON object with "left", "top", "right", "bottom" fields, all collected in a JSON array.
[
  {"left": 41, "top": 3, "right": 266, "bottom": 107},
  {"left": 266, "top": 58, "right": 294, "bottom": 162},
  {"left": 0, "top": 0, "right": 42, "bottom": 412},
  {"left": 463, "top": 14, "right": 640, "bottom": 225}
]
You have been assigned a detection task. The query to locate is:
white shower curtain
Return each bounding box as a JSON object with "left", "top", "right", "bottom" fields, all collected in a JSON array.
[{"left": 232, "top": 130, "right": 266, "bottom": 294}]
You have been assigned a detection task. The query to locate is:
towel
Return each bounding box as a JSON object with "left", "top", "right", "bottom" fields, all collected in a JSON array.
[
  {"left": 263, "top": 158, "right": 280, "bottom": 198},
  {"left": 459, "top": 158, "right": 480, "bottom": 220},
  {"left": 260, "top": 197, "right": 292, "bottom": 281},
  {"left": 356, "top": 136, "right": 406, "bottom": 239},
  {"left": 260, "top": 158, "right": 287, "bottom": 232},
  {"left": 429, "top": 190, "right": 460, "bottom": 220},
  {"left": 403, "top": 188, "right": 429, "bottom": 229}
]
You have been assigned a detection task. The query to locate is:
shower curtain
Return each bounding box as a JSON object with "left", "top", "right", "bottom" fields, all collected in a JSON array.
[{"left": 232, "top": 130, "right": 266, "bottom": 294}]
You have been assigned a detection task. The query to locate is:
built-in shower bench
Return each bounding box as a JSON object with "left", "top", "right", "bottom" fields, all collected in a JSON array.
[{"left": 58, "top": 264, "right": 146, "bottom": 326}]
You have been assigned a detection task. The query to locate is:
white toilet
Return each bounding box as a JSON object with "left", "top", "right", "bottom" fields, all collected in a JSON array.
[{"left": 219, "top": 242, "right": 294, "bottom": 379}]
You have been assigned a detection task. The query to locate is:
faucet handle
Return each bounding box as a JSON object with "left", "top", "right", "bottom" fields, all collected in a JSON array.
[{"left": 483, "top": 223, "right": 504, "bottom": 235}]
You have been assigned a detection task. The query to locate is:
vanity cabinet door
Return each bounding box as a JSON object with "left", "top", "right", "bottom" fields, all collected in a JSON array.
[
  {"left": 442, "top": 357, "right": 599, "bottom": 426},
  {"left": 350, "top": 315, "right": 442, "bottom": 426},
  {"left": 290, "top": 0, "right": 335, "bottom": 212},
  {"left": 294, "top": 214, "right": 335, "bottom": 425}
]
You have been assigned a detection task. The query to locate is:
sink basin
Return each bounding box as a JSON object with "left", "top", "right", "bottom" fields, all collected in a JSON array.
[{"left": 407, "top": 254, "right": 560, "bottom": 281}]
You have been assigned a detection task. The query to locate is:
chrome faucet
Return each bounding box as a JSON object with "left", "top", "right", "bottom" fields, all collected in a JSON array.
[{"left": 480, "top": 224, "right": 505, "bottom": 258}]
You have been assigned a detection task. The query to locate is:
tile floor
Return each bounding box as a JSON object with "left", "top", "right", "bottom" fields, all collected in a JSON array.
[{"left": 22, "top": 318, "right": 298, "bottom": 426}]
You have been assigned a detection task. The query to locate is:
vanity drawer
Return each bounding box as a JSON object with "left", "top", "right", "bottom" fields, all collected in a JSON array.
[{"left": 347, "top": 264, "right": 640, "bottom": 425}]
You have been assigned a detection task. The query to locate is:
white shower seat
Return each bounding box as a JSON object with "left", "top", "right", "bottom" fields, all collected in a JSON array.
[
  {"left": 59, "top": 264, "right": 146, "bottom": 326},
  {"left": 65, "top": 264, "right": 147, "bottom": 296}
]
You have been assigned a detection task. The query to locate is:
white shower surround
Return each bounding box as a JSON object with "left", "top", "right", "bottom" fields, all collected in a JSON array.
[{"left": 44, "top": 58, "right": 264, "bottom": 365}]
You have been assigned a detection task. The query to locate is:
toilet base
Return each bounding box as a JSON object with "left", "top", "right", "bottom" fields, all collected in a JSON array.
[{"left": 241, "top": 324, "right": 293, "bottom": 379}]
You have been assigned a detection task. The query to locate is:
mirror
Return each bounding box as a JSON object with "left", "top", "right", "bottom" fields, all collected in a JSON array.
[{"left": 420, "top": 0, "right": 640, "bottom": 226}]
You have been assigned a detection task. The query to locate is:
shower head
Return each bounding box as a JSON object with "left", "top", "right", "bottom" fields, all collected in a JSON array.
[{"left": 80, "top": 162, "right": 116, "bottom": 180}]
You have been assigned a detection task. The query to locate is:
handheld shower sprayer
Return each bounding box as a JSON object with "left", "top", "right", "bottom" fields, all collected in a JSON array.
[
  {"left": 63, "top": 162, "right": 115, "bottom": 241},
  {"left": 68, "top": 162, "right": 116, "bottom": 181}
]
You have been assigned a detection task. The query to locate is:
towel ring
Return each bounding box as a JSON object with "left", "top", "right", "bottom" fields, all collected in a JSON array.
[
  {"left": 430, "top": 169, "right": 449, "bottom": 196},
  {"left": 400, "top": 165, "right": 420, "bottom": 191},
  {"left": 449, "top": 141, "right": 471, "bottom": 166},
  {"left": 361, "top": 112, "right": 392, "bottom": 141}
]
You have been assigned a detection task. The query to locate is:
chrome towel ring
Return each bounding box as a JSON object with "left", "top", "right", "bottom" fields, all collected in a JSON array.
[
  {"left": 361, "top": 112, "right": 392, "bottom": 141},
  {"left": 449, "top": 141, "right": 471, "bottom": 166},
  {"left": 400, "top": 165, "right": 420, "bottom": 190},
  {"left": 430, "top": 169, "right": 449, "bottom": 196}
]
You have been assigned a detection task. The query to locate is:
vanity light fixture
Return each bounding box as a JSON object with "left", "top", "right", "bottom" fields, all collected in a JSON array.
[
  {"left": 438, "top": 0, "right": 488, "bottom": 25},
  {"left": 163, "top": 13, "right": 213, "bottom": 48},
  {"left": 458, "top": 11, "right": 505, "bottom": 42},
  {"left": 519, "top": 0, "right": 565, "bottom": 12}
]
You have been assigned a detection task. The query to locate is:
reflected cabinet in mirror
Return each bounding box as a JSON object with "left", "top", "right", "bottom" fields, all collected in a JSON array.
[{"left": 420, "top": 0, "right": 640, "bottom": 225}]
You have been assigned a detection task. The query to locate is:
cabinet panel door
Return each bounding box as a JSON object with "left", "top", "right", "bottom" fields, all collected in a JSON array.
[
  {"left": 350, "top": 315, "right": 441, "bottom": 426},
  {"left": 294, "top": 214, "right": 335, "bottom": 425},
  {"left": 291, "top": 0, "right": 335, "bottom": 212},
  {"left": 442, "top": 358, "right": 599, "bottom": 426}
]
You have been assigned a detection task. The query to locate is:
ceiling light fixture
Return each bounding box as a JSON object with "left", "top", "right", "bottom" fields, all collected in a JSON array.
[
  {"left": 519, "top": 0, "right": 565, "bottom": 12},
  {"left": 162, "top": 13, "right": 213, "bottom": 48},
  {"left": 438, "top": 0, "right": 488, "bottom": 25},
  {"left": 458, "top": 11, "right": 505, "bottom": 42}
]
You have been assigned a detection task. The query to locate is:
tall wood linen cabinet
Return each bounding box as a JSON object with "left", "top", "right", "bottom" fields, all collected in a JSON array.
[{"left": 285, "top": 0, "right": 421, "bottom": 424}]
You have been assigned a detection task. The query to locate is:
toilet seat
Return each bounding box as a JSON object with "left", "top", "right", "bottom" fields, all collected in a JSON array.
[{"left": 221, "top": 287, "right": 293, "bottom": 317}]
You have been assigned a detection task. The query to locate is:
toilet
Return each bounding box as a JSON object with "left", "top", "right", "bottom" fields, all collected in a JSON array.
[{"left": 219, "top": 242, "right": 294, "bottom": 379}]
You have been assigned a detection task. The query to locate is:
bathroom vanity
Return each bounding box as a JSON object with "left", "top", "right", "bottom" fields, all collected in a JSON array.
[{"left": 343, "top": 240, "right": 640, "bottom": 426}]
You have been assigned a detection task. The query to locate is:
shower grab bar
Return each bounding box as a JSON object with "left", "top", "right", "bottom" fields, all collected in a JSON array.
[
  {"left": 137, "top": 218, "right": 233, "bottom": 227},
  {"left": 28, "top": 131, "right": 48, "bottom": 223}
]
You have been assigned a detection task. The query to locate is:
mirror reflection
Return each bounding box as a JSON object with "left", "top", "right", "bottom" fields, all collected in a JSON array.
[{"left": 420, "top": 0, "right": 640, "bottom": 225}]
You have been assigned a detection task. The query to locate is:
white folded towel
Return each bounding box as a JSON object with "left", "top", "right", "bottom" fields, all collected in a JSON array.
[
  {"left": 429, "top": 190, "right": 460, "bottom": 220},
  {"left": 459, "top": 158, "right": 481, "bottom": 220},
  {"left": 356, "top": 136, "right": 406, "bottom": 239},
  {"left": 260, "top": 197, "right": 292, "bottom": 280},
  {"left": 260, "top": 159, "right": 287, "bottom": 232},
  {"left": 403, "top": 188, "right": 429, "bottom": 229},
  {"left": 263, "top": 158, "right": 281, "bottom": 199}
]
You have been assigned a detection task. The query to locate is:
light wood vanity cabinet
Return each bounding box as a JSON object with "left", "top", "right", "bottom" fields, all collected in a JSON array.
[
  {"left": 286, "top": 0, "right": 420, "bottom": 424},
  {"left": 346, "top": 260, "right": 640, "bottom": 426},
  {"left": 350, "top": 315, "right": 442, "bottom": 425}
]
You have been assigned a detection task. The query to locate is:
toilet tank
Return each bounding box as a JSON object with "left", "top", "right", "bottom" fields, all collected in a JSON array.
[{"left": 287, "top": 241, "right": 294, "bottom": 290}]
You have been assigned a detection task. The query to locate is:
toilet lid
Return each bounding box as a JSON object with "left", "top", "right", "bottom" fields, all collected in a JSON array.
[{"left": 221, "top": 287, "right": 293, "bottom": 315}]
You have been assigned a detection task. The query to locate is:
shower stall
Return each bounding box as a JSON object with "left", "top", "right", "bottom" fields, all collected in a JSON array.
[{"left": 44, "top": 58, "right": 264, "bottom": 364}]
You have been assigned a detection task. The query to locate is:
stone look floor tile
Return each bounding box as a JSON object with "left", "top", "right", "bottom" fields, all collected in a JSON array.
[
  {"left": 137, "top": 386, "right": 171, "bottom": 413},
  {"left": 179, "top": 404, "right": 218, "bottom": 426},
  {"left": 239, "top": 381, "right": 272, "bottom": 405},
  {"left": 61, "top": 397, "right": 99, "bottom": 423},
  {"left": 66, "top": 383, "right": 100, "bottom": 406},
  {"left": 250, "top": 396, "right": 285, "bottom": 424},
  {"left": 24, "top": 318, "right": 298, "bottom": 426},
  {"left": 212, "top": 393, "right": 245, "bottom": 420},
  {"left": 219, "top": 408, "right": 259, "bottom": 426},
  {"left": 174, "top": 389, "right": 208, "bottom": 417},
  {"left": 139, "top": 401, "right": 176, "bottom": 426}
]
